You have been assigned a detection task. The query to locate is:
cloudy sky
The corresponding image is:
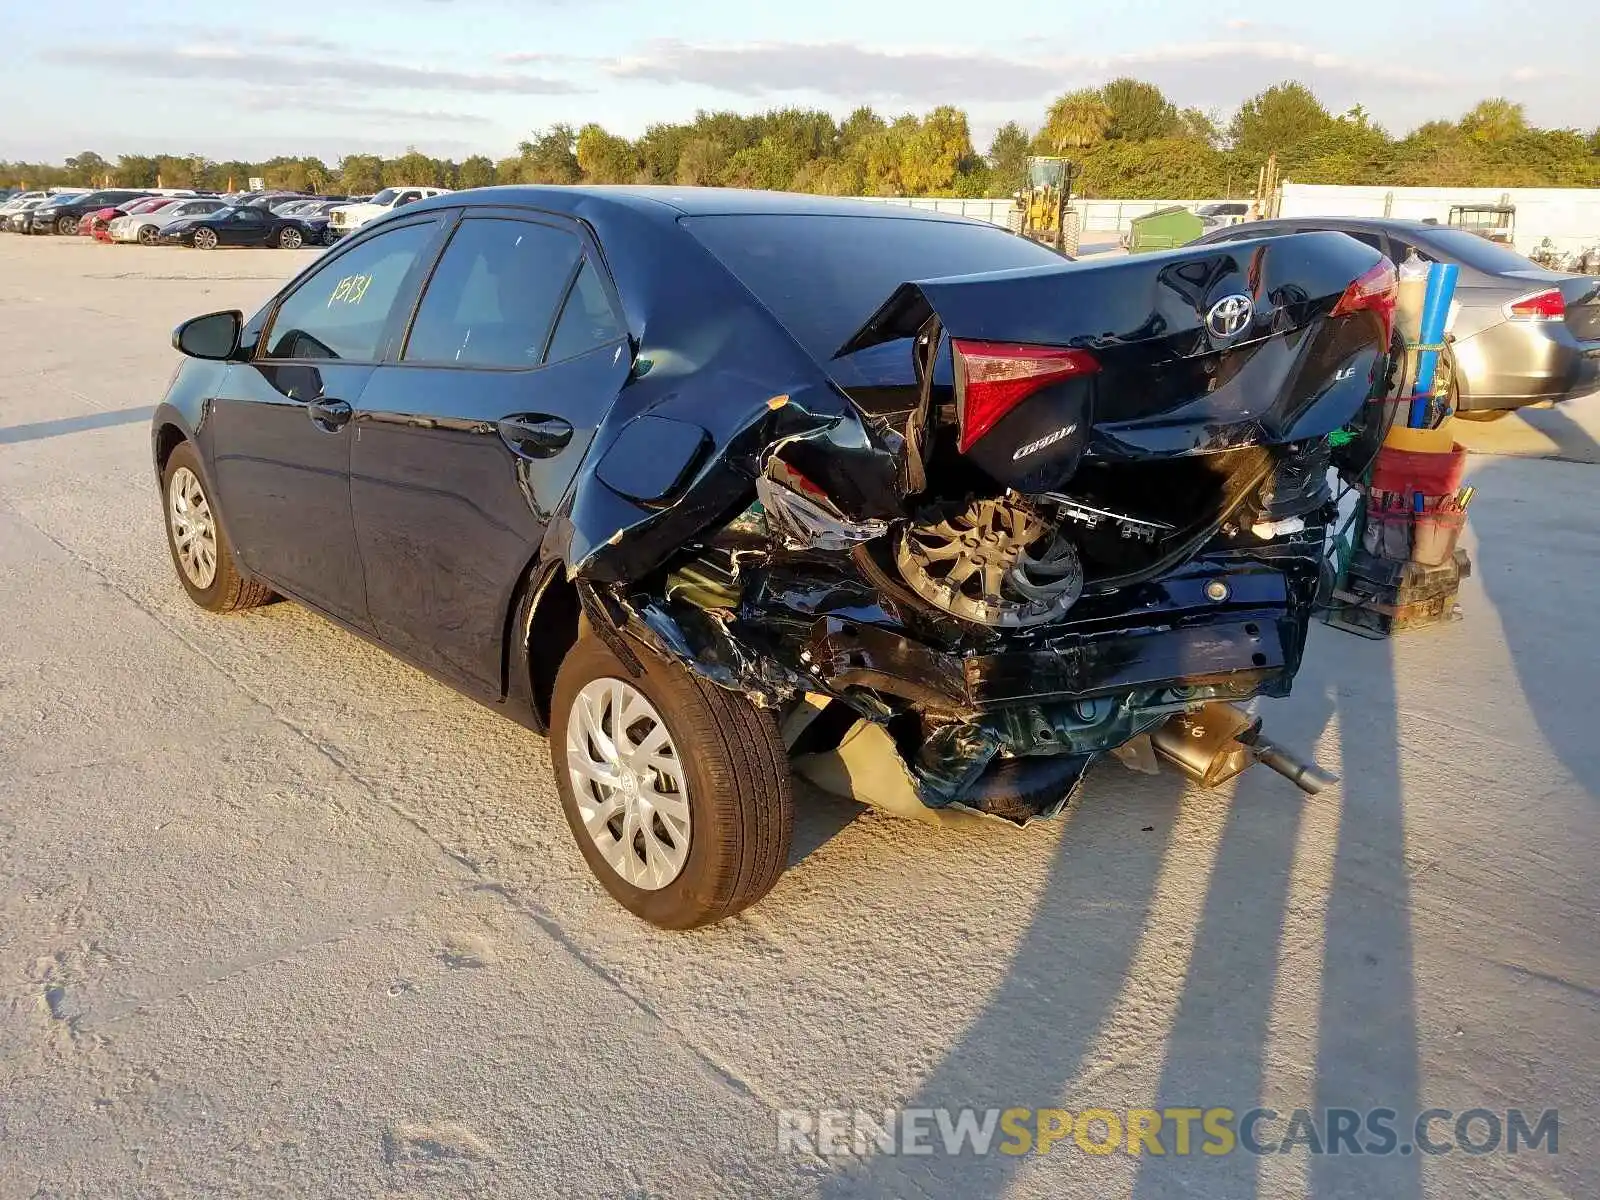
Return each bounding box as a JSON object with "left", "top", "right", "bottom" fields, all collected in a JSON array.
[{"left": 7, "top": 0, "right": 1597, "bottom": 162}]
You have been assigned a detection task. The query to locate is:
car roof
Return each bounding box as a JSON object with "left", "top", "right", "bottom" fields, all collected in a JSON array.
[
  {"left": 1230, "top": 215, "right": 1455, "bottom": 235},
  {"left": 404, "top": 184, "right": 972, "bottom": 225}
]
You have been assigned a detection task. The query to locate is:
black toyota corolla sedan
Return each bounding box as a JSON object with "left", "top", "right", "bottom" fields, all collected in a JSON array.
[
  {"left": 159, "top": 205, "right": 322, "bottom": 249},
  {"left": 152, "top": 186, "right": 1394, "bottom": 926}
]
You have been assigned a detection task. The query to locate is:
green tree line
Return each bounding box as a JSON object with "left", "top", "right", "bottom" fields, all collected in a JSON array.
[{"left": 7, "top": 83, "right": 1599, "bottom": 199}]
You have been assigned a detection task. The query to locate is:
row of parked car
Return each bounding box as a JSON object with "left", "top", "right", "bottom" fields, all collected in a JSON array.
[{"left": 0, "top": 185, "right": 452, "bottom": 249}]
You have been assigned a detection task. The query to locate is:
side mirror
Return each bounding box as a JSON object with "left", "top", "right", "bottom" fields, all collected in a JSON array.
[{"left": 173, "top": 310, "right": 243, "bottom": 360}]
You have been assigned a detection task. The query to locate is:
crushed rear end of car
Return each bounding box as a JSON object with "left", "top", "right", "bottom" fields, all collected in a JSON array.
[{"left": 561, "top": 231, "right": 1395, "bottom": 823}]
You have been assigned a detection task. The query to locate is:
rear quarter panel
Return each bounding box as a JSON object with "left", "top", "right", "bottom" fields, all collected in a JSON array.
[
  {"left": 547, "top": 198, "right": 848, "bottom": 580},
  {"left": 1449, "top": 288, "right": 1583, "bottom": 406}
]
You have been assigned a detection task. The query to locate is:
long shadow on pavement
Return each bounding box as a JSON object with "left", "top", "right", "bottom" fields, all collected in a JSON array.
[
  {"left": 1123, "top": 632, "right": 1425, "bottom": 1200},
  {"left": 814, "top": 620, "right": 1427, "bottom": 1198},
  {"left": 1471, "top": 407, "right": 1600, "bottom": 803},
  {"left": 1309, "top": 632, "right": 1423, "bottom": 1200},
  {"left": 815, "top": 764, "right": 1188, "bottom": 1198},
  {"left": 0, "top": 405, "right": 154, "bottom": 445}
]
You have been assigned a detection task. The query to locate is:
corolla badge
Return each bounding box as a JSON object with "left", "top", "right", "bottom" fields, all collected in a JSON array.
[
  {"left": 1012, "top": 424, "right": 1076, "bottom": 461},
  {"left": 1205, "top": 293, "right": 1254, "bottom": 339}
]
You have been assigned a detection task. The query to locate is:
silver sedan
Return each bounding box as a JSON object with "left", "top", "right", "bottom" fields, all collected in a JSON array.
[
  {"left": 1194, "top": 216, "right": 1600, "bottom": 416},
  {"left": 108, "top": 198, "right": 228, "bottom": 246}
]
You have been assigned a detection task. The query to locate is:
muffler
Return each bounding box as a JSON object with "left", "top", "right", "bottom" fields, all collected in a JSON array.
[{"left": 1151, "top": 702, "right": 1337, "bottom": 796}]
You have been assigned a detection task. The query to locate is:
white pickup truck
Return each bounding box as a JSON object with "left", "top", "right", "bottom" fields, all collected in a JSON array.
[{"left": 327, "top": 186, "right": 452, "bottom": 238}]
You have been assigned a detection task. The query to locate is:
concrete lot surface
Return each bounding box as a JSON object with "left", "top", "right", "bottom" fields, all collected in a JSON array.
[{"left": 1, "top": 236, "right": 1596, "bottom": 1199}]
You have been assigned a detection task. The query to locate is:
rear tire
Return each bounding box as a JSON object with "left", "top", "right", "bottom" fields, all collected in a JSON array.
[
  {"left": 161, "top": 442, "right": 273, "bottom": 613},
  {"left": 550, "top": 633, "right": 793, "bottom": 928},
  {"left": 278, "top": 227, "right": 303, "bottom": 249},
  {"left": 1456, "top": 408, "right": 1512, "bottom": 422}
]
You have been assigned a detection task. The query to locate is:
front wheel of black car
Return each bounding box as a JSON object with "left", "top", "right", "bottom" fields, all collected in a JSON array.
[
  {"left": 550, "top": 633, "right": 794, "bottom": 929},
  {"left": 161, "top": 442, "right": 273, "bottom": 613},
  {"left": 278, "top": 227, "right": 303, "bottom": 249},
  {"left": 193, "top": 228, "right": 217, "bottom": 250},
  {"left": 56, "top": 216, "right": 76, "bottom": 236}
]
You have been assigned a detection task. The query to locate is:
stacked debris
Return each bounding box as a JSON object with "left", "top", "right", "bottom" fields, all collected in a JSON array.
[{"left": 1324, "top": 254, "right": 1476, "bottom": 639}]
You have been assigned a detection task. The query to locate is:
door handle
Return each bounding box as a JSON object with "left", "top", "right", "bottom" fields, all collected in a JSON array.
[
  {"left": 308, "top": 397, "right": 352, "bottom": 432},
  {"left": 497, "top": 415, "right": 573, "bottom": 460}
]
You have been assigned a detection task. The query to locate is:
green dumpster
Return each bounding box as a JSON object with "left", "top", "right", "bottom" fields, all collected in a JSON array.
[{"left": 1125, "top": 205, "right": 1203, "bottom": 253}]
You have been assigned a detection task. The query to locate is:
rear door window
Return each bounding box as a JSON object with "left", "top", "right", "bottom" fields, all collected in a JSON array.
[
  {"left": 544, "top": 260, "right": 626, "bottom": 363},
  {"left": 262, "top": 220, "right": 441, "bottom": 362},
  {"left": 402, "top": 217, "right": 583, "bottom": 368},
  {"left": 1204, "top": 227, "right": 1264, "bottom": 243},
  {"left": 1408, "top": 228, "right": 1538, "bottom": 273},
  {"left": 1334, "top": 229, "right": 1389, "bottom": 256}
]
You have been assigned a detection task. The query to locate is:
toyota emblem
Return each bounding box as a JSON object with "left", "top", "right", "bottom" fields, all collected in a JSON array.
[{"left": 1205, "top": 293, "right": 1253, "bottom": 339}]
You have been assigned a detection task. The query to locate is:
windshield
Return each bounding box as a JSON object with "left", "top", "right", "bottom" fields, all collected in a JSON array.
[
  {"left": 1415, "top": 227, "right": 1541, "bottom": 274},
  {"left": 683, "top": 213, "right": 1067, "bottom": 361},
  {"left": 369, "top": 188, "right": 401, "bottom": 206}
]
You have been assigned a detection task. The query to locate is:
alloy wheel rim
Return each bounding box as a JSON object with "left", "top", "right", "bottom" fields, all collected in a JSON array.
[
  {"left": 168, "top": 467, "right": 218, "bottom": 589},
  {"left": 196, "top": 229, "right": 215, "bottom": 248},
  {"left": 282, "top": 228, "right": 301, "bottom": 248},
  {"left": 565, "top": 678, "right": 690, "bottom": 891}
]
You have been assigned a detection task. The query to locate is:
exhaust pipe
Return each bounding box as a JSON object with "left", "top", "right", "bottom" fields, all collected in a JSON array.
[
  {"left": 1151, "top": 701, "right": 1337, "bottom": 796},
  {"left": 1244, "top": 733, "right": 1338, "bottom": 795}
]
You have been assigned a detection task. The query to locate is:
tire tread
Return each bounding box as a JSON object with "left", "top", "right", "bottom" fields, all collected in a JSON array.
[
  {"left": 682, "top": 670, "right": 794, "bottom": 921},
  {"left": 551, "top": 634, "right": 793, "bottom": 928}
]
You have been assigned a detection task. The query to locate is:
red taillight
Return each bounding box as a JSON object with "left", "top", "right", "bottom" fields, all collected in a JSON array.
[
  {"left": 1505, "top": 288, "right": 1565, "bottom": 321},
  {"left": 785, "top": 467, "right": 829, "bottom": 501},
  {"left": 1330, "top": 257, "right": 1398, "bottom": 341},
  {"left": 951, "top": 339, "right": 1098, "bottom": 454}
]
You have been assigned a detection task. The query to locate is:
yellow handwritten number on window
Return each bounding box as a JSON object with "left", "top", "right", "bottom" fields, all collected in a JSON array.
[{"left": 327, "top": 273, "right": 374, "bottom": 307}]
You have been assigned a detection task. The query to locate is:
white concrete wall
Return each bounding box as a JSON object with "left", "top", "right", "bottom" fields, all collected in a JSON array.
[
  {"left": 1277, "top": 183, "right": 1600, "bottom": 255},
  {"left": 850, "top": 195, "right": 1235, "bottom": 242},
  {"left": 847, "top": 196, "right": 1018, "bottom": 227},
  {"left": 857, "top": 186, "right": 1600, "bottom": 256}
]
